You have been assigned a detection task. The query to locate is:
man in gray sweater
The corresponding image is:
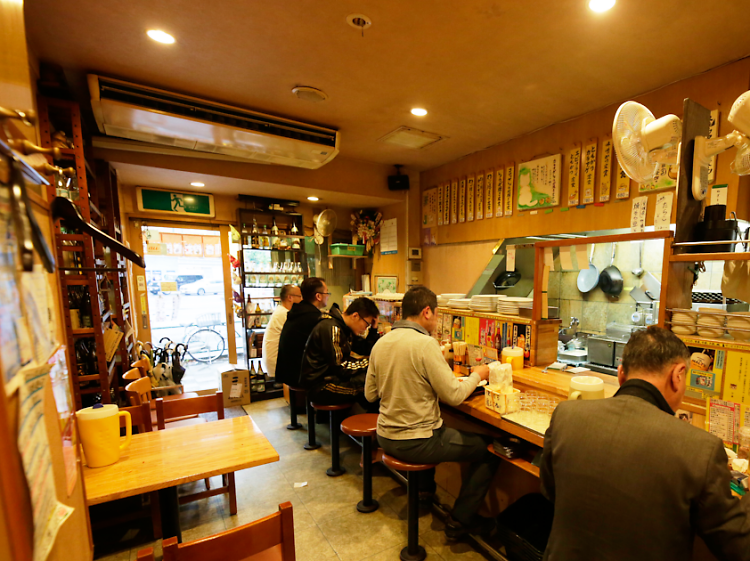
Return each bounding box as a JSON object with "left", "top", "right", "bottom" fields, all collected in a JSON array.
[{"left": 365, "top": 286, "right": 498, "bottom": 539}]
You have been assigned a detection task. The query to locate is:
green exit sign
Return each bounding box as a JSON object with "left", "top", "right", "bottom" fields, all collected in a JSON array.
[{"left": 137, "top": 188, "right": 215, "bottom": 217}]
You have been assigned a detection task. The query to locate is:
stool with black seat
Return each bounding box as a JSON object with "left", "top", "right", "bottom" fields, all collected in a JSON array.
[
  {"left": 310, "top": 402, "right": 353, "bottom": 476},
  {"left": 340, "top": 413, "right": 379, "bottom": 513},
  {"left": 285, "top": 383, "right": 306, "bottom": 430},
  {"left": 382, "top": 454, "right": 437, "bottom": 561}
]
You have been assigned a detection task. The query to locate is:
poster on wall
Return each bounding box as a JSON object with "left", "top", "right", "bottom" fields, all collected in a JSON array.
[
  {"left": 485, "top": 170, "right": 494, "bottom": 218},
  {"left": 567, "top": 145, "right": 581, "bottom": 206},
  {"left": 422, "top": 187, "right": 438, "bottom": 228},
  {"left": 475, "top": 173, "right": 484, "bottom": 220},
  {"left": 639, "top": 163, "right": 677, "bottom": 192},
  {"left": 685, "top": 346, "right": 725, "bottom": 400},
  {"left": 517, "top": 154, "right": 562, "bottom": 211},
  {"left": 582, "top": 140, "right": 598, "bottom": 204}
]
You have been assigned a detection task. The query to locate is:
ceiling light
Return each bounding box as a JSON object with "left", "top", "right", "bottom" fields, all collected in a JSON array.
[
  {"left": 411, "top": 108, "right": 428, "bottom": 117},
  {"left": 292, "top": 86, "right": 329, "bottom": 102},
  {"left": 378, "top": 126, "right": 446, "bottom": 150},
  {"left": 147, "top": 30, "right": 175, "bottom": 44},
  {"left": 307, "top": 196, "right": 320, "bottom": 202},
  {"left": 346, "top": 14, "right": 372, "bottom": 31},
  {"left": 588, "top": 0, "right": 615, "bottom": 13},
  {"left": 190, "top": 182, "right": 204, "bottom": 187}
]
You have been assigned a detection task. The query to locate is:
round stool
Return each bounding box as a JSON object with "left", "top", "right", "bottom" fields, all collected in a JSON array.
[
  {"left": 285, "top": 384, "right": 306, "bottom": 430},
  {"left": 382, "top": 454, "right": 437, "bottom": 561},
  {"left": 310, "top": 402, "right": 353, "bottom": 476},
  {"left": 341, "top": 414, "right": 379, "bottom": 513}
]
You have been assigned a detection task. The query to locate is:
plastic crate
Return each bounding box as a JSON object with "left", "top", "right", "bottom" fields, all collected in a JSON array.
[{"left": 331, "top": 244, "right": 364, "bottom": 256}]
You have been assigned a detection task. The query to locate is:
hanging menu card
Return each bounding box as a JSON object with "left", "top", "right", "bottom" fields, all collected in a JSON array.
[
  {"left": 567, "top": 144, "right": 581, "bottom": 206},
  {"left": 654, "top": 192, "right": 674, "bottom": 231},
  {"left": 466, "top": 175, "right": 475, "bottom": 222},
  {"left": 495, "top": 167, "right": 504, "bottom": 217},
  {"left": 475, "top": 172, "right": 484, "bottom": 220},
  {"left": 630, "top": 195, "right": 648, "bottom": 232},
  {"left": 485, "top": 170, "right": 494, "bottom": 218},
  {"left": 458, "top": 178, "right": 466, "bottom": 223},
  {"left": 599, "top": 137, "right": 612, "bottom": 202},
  {"left": 437, "top": 184, "right": 444, "bottom": 226},
  {"left": 443, "top": 182, "right": 451, "bottom": 224},
  {"left": 451, "top": 179, "right": 458, "bottom": 224},
  {"left": 504, "top": 164, "right": 515, "bottom": 216},
  {"left": 615, "top": 161, "right": 630, "bottom": 199},
  {"left": 583, "top": 140, "right": 597, "bottom": 204}
]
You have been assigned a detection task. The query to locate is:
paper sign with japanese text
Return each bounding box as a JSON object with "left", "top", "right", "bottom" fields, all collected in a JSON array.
[
  {"left": 485, "top": 170, "right": 494, "bottom": 218},
  {"left": 654, "top": 192, "right": 673, "bottom": 231},
  {"left": 583, "top": 140, "right": 597, "bottom": 204},
  {"left": 495, "top": 168, "right": 504, "bottom": 217},
  {"left": 615, "top": 160, "right": 631, "bottom": 199},
  {"left": 517, "top": 154, "right": 561, "bottom": 210},
  {"left": 599, "top": 137, "right": 612, "bottom": 202},
  {"left": 504, "top": 164, "right": 515, "bottom": 216},
  {"left": 475, "top": 173, "right": 484, "bottom": 220},
  {"left": 437, "top": 184, "right": 444, "bottom": 226},
  {"left": 444, "top": 182, "right": 451, "bottom": 225},
  {"left": 467, "top": 175, "right": 475, "bottom": 222},
  {"left": 630, "top": 195, "right": 648, "bottom": 232},
  {"left": 459, "top": 177, "right": 466, "bottom": 223},
  {"left": 567, "top": 144, "right": 581, "bottom": 206},
  {"left": 451, "top": 179, "right": 458, "bottom": 224}
]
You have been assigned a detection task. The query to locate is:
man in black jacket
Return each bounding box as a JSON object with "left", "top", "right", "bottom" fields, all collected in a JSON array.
[
  {"left": 301, "top": 297, "right": 380, "bottom": 412},
  {"left": 275, "top": 277, "right": 329, "bottom": 386}
]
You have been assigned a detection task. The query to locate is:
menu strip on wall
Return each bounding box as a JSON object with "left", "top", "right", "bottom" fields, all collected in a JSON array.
[
  {"left": 504, "top": 164, "right": 515, "bottom": 216},
  {"left": 444, "top": 182, "right": 451, "bottom": 224},
  {"left": 451, "top": 179, "right": 458, "bottom": 224},
  {"left": 495, "top": 167, "right": 504, "bottom": 217},
  {"left": 475, "top": 172, "right": 484, "bottom": 220},
  {"left": 615, "top": 161, "right": 630, "bottom": 199},
  {"left": 583, "top": 140, "right": 597, "bottom": 204},
  {"left": 459, "top": 177, "right": 466, "bottom": 223},
  {"left": 599, "top": 137, "right": 612, "bottom": 202},
  {"left": 467, "top": 174, "right": 475, "bottom": 222},
  {"left": 437, "top": 184, "right": 444, "bottom": 226},
  {"left": 567, "top": 144, "right": 581, "bottom": 206},
  {"left": 485, "top": 170, "right": 494, "bottom": 218}
]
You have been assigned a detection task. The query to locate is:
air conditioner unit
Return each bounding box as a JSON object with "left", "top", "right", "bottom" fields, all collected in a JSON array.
[{"left": 88, "top": 74, "right": 340, "bottom": 169}]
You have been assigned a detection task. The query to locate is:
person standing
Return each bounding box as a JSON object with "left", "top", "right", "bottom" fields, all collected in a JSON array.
[
  {"left": 261, "top": 284, "right": 302, "bottom": 379},
  {"left": 275, "top": 277, "right": 330, "bottom": 386},
  {"left": 540, "top": 326, "right": 750, "bottom": 561},
  {"left": 365, "top": 286, "right": 497, "bottom": 539}
]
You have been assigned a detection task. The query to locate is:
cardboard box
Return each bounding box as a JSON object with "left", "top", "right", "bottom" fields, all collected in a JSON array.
[{"left": 220, "top": 368, "right": 251, "bottom": 408}]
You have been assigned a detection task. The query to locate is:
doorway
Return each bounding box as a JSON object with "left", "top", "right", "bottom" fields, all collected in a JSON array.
[{"left": 142, "top": 224, "right": 242, "bottom": 391}]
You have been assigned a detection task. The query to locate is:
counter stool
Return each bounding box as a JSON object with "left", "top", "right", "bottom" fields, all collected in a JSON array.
[
  {"left": 310, "top": 402, "right": 353, "bottom": 476},
  {"left": 341, "top": 413, "right": 379, "bottom": 513},
  {"left": 382, "top": 454, "right": 437, "bottom": 561},
  {"left": 304, "top": 399, "right": 322, "bottom": 451},
  {"left": 285, "top": 384, "right": 306, "bottom": 430}
]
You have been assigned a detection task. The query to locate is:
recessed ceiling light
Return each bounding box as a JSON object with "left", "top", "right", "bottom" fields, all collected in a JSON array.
[
  {"left": 147, "top": 30, "right": 175, "bottom": 44},
  {"left": 346, "top": 14, "right": 372, "bottom": 31},
  {"left": 307, "top": 196, "right": 320, "bottom": 202},
  {"left": 190, "top": 182, "right": 204, "bottom": 187},
  {"left": 588, "top": 0, "right": 615, "bottom": 12},
  {"left": 411, "top": 108, "right": 428, "bottom": 117}
]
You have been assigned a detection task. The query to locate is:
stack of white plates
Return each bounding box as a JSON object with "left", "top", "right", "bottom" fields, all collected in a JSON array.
[
  {"left": 470, "top": 294, "right": 502, "bottom": 311},
  {"left": 438, "top": 293, "right": 465, "bottom": 307},
  {"left": 497, "top": 297, "right": 533, "bottom": 316},
  {"left": 670, "top": 309, "right": 697, "bottom": 335},
  {"left": 697, "top": 308, "right": 725, "bottom": 339},
  {"left": 727, "top": 312, "right": 750, "bottom": 341},
  {"left": 447, "top": 298, "right": 472, "bottom": 309}
]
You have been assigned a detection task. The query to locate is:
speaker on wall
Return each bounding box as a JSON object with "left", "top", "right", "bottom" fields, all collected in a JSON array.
[{"left": 388, "top": 175, "right": 410, "bottom": 191}]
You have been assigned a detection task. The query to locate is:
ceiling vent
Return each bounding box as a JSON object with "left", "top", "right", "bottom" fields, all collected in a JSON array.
[
  {"left": 88, "top": 75, "right": 339, "bottom": 169},
  {"left": 378, "top": 126, "right": 445, "bottom": 149}
]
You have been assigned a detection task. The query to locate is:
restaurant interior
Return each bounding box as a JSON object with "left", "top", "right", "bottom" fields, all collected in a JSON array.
[{"left": 3, "top": 1, "right": 750, "bottom": 561}]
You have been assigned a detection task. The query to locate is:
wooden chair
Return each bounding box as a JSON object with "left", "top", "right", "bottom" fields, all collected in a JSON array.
[
  {"left": 90, "top": 402, "right": 162, "bottom": 539},
  {"left": 155, "top": 392, "right": 237, "bottom": 515},
  {"left": 124, "top": 375, "right": 204, "bottom": 429},
  {"left": 126, "top": 360, "right": 197, "bottom": 401},
  {"left": 137, "top": 502, "right": 295, "bottom": 561}
]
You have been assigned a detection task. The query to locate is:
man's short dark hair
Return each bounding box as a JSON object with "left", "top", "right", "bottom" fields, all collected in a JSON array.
[
  {"left": 402, "top": 286, "right": 438, "bottom": 318},
  {"left": 344, "top": 297, "right": 380, "bottom": 320},
  {"left": 280, "top": 284, "right": 295, "bottom": 301},
  {"left": 621, "top": 326, "right": 690, "bottom": 378},
  {"left": 300, "top": 277, "right": 325, "bottom": 303}
]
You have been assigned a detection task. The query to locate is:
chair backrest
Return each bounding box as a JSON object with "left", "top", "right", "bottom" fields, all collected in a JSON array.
[
  {"left": 131, "top": 357, "right": 151, "bottom": 379},
  {"left": 125, "top": 376, "right": 153, "bottom": 407},
  {"left": 122, "top": 367, "right": 143, "bottom": 382},
  {"left": 155, "top": 392, "right": 224, "bottom": 430},
  {"left": 137, "top": 502, "right": 294, "bottom": 561},
  {"left": 119, "top": 402, "right": 152, "bottom": 433}
]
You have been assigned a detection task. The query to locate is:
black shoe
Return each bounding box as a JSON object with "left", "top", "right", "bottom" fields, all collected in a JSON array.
[{"left": 444, "top": 515, "right": 496, "bottom": 539}]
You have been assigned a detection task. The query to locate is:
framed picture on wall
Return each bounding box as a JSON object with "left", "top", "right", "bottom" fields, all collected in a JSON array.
[{"left": 375, "top": 275, "right": 398, "bottom": 294}]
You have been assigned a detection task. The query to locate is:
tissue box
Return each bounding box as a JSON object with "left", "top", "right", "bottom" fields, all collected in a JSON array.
[{"left": 484, "top": 386, "right": 521, "bottom": 415}]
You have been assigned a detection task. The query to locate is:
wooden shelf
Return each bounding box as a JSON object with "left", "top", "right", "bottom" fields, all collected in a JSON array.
[
  {"left": 71, "top": 328, "right": 96, "bottom": 336},
  {"left": 331, "top": 254, "right": 365, "bottom": 260},
  {"left": 670, "top": 251, "right": 750, "bottom": 262},
  {"left": 486, "top": 445, "right": 540, "bottom": 478},
  {"left": 241, "top": 246, "right": 302, "bottom": 252}
]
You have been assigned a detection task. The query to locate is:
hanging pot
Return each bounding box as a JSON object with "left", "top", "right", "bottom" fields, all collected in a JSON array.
[{"left": 599, "top": 243, "right": 624, "bottom": 296}]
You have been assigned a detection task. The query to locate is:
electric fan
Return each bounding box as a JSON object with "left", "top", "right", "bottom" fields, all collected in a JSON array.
[{"left": 612, "top": 102, "right": 682, "bottom": 184}]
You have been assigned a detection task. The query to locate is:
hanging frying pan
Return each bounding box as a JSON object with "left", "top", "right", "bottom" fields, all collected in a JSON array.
[
  {"left": 599, "top": 243, "right": 624, "bottom": 296},
  {"left": 493, "top": 271, "right": 521, "bottom": 290},
  {"left": 577, "top": 245, "right": 599, "bottom": 293}
]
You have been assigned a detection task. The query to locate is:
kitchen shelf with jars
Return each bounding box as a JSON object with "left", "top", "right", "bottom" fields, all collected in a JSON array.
[{"left": 236, "top": 206, "right": 309, "bottom": 399}]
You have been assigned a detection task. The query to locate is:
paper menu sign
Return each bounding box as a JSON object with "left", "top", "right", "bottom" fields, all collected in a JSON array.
[
  {"left": 599, "top": 137, "right": 612, "bottom": 202},
  {"left": 443, "top": 182, "right": 451, "bottom": 225},
  {"left": 504, "top": 164, "right": 515, "bottom": 216},
  {"left": 574, "top": 244, "right": 588, "bottom": 270},
  {"left": 466, "top": 175, "right": 475, "bottom": 222},
  {"left": 559, "top": 246, "right": 574, "bottom": 270},
  {"left": 458, "top": 177, "right": 466, "bottom": 223},
  {"left": 451, "top": 179, "right": 458, "bottom": 224},
  {"left": 567, "top": 145, "right": 581, "bottom": 206},
  {"left": 506, "top": 247, "right": 516, "bottom": 271},
  {"left": 654, "top": 192, "right": 674, "bottom": 231},
  {"left": 708, "top": 398, "right": 740, "bottom": 445},
  {"left": 485, "top": 170, "right": 494, "bottom": 218},
  {"left": 630, "top": 196, "right": 648, "bottom": 233},
  {"left": 495, "top": 167, "right": 504, "bottom": 218},
  {"left": 475, "top": 173, "right": 484, "bottom": 220},
  {"left": 615, "top": 161, "right": 631, "bottom": 199},
  {"left": 583, "top": 140, "right": 597, "bottom": 204},
  {"left": 437, "top": 184, "right": 444, "bottom": 226},
  {"left": 710, "top": 183, "right": 728, "bottom": 206}
]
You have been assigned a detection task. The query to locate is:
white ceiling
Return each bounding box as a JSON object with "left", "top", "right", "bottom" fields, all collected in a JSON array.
[{"left": 24, "top": 0, "right": 750, "bottom": 174}]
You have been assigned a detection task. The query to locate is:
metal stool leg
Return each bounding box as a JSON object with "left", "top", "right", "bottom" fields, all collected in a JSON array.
[
  {"left": 400, "top": 471, "right": 426, "bottom": 561},
  {"left": 326, "top": 409, "right": 345, "bottom": 477},
  {"left": 357, "top": 435, "right": 379, "bottom": 513},
  {"left": 287, "top": 388, "right": 302, "bottom": 430},
  {"left": 304, "top": 401, "right": 321, "bottom": 450}
]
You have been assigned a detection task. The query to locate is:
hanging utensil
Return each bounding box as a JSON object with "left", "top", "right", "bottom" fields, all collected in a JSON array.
[
  {"left": 599, "top": 243, "right": 624, "bottom": 296},
  {"left": 577, "top": 244, "right": 599, "bottom": 293},
  {"left": 313, "top": 209, "right": 337, "bottom": 244},
  {"left": 632, "top": 241, "right": 644, "bottom": 277}
]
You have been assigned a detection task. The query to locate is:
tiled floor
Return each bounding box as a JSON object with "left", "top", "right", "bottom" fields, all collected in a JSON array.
[{"left": 93, "top": 398, "right": 490, "bottom": 561}]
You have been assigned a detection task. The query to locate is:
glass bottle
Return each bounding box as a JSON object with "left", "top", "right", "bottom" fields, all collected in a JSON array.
[
  {"left": 271, "top": 218, "right": 279, "bottom": 237},
  {"left": 261, "top": 225, "right": 270, "bottom": 249},
  {"left": 251, "top": 218, "right": 260, "bottom": 249},
  {"left": 80, "top": 289, "right": 93, "bottom": 328},
  {"left": 290, "top": 222, "right": 299, "bottom": 235}
]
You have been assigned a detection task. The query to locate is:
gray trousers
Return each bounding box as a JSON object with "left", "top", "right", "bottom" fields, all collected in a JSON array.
[{"left": 378, "top": 426, "right": 500, "bottom": 526}]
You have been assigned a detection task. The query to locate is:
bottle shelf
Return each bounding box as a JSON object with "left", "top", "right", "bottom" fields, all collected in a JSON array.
[{"left": 241, "top": 246, "right": 302, "bottom": 252}]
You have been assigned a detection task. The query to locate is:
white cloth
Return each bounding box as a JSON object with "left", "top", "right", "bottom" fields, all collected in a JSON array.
[{"left": 261, "top": 305, "right": 289, "bottom": 377}]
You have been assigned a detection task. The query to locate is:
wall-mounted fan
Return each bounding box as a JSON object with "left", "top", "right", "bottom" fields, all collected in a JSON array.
[{"left": 612, "top": 101, "right": 682, "bottom": 184}]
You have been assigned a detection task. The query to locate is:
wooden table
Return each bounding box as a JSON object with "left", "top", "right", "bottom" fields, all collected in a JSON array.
[{"left": 83, "top": 416, "right": 279, "bottom": 539}]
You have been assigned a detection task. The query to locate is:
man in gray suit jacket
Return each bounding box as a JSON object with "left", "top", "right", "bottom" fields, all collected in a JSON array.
[{"left": 540, "top": 326, "right": 750, "bottom": 561}]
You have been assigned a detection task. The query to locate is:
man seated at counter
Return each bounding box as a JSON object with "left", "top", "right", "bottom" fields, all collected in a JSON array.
[
  {"left": 300, "top": 297, "right": 380, "bottom": 412},
  {"left": 365, "top": 286, "right": 498, "bottom": 539},
  {"left": 276, "top": 277, "right": 329, "bottom": 387},
  {"left": 261, "top": 284, "right": 302, "bottom": 380},
  {"left": 540, "top": 326, "right": 750, "bottom": 561}
]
